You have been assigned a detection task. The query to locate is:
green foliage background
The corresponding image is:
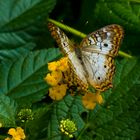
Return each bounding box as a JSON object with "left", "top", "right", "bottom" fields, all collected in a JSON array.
[{"left": 0, "top": 0, "right": 140, "bottom": 140}]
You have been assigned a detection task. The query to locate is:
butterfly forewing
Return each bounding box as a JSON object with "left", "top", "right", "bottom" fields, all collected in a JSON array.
[
  {"left": 81, "top": 24, "right": 124, "bottom": 57},
  {"left": 80, "top": 24, "right": 124, "bottom": 91},
  {"left": 48, "top": 22, "right": 88, "bottom": 87}
]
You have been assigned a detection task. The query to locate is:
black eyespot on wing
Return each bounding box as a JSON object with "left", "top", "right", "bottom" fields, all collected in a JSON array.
[
  {"left": 98, "top": 77, "right": 100, "bottom": 80},
  {"left": 104, "top": 65, "right": 107, "bottom": 68},
  {"left": 104, "top": 43, "right": 108, "bottom": 47}
]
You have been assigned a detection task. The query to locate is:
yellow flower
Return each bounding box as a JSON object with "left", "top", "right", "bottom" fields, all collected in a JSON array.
[
  {"left": 48, "top": 57, "right": 69, "bottom": 72},
  {"left": 82, "top": 92, "right": 97, "bottom": 110},
  {"left": 8, "top": 128, "right": 17, "bottom": 137},
  {"left": 58, "top": 57, "right": 69, "bottom": 72},
  {"left": 49, "top": 84, "right": 67, "bottom": 100},
  {"left": 44, "top": 71, "right": 62, "bottom": 86},
  {"left": 5, "top": 127, "right": 25, "bottom": 140}
]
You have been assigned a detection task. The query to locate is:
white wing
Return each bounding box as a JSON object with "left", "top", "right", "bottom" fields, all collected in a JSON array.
[{"left": 80, "top": 24, "right": 123, "bottom": 91}]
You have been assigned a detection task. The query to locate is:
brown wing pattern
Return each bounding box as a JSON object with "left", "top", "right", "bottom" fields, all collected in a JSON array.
[{"left": 81, "top": 24, "right": 124, "bottom": 57}]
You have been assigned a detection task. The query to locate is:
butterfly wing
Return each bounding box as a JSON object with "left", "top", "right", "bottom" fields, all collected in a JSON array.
[
  {"left": 48, "top": 22, "right": 88, "bottom": 87},
  {"left": 80, "top": 24, "right": 124, "bottom": 91}
]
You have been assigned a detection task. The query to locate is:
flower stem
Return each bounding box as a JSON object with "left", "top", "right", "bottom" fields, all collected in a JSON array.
[{"left": 48, "top": 18, "right": 133, "bottom": 59}]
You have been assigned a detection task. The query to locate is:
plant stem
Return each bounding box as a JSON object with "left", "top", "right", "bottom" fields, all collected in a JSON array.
[
  {"left": 48, "top": 18, "right": 86, "bottom": 38},
  {"left": 119, "top": 51, "right": 133, "bottom": 58},
  {"left": 48, "top": 18, "right": 133, "bottom": 59}
]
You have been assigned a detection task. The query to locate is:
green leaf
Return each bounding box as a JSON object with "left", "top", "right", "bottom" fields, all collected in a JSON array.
[
  {"left": 86, "top": 58, "right": 140, "bottom": 140},
  {"left": 93, "top": 0, "right": 140, "bottom": 34},
  {"left": 0, "top": 0, "right": 56, "bottom": 31},
  {"left": 0, "top": 48, "right": 61, "bottom": 106},
  {"left": 0, "top": 94, "right": 17, "bottom": 127},
  {"left": 0, "top": 32, "right": 34, "bottom": 50},
  {"left": 47, "top": 95, "right": 87, "bottom": 140},
  {"left": 0, "top": 43, "right": 35, "bottom": 59},
  {"left": 0, "top": 0, "right": 57, "bottom": 50}
]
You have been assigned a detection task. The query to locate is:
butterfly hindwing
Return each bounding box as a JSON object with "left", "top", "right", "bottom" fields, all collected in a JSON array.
[{"left": 81, "top": 51, "right": 115, "bottom": 91}]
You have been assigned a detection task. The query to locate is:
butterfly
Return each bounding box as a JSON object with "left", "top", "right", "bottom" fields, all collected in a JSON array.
[{"left": 48, "top": 22, "right": 124, "bottom": 92}]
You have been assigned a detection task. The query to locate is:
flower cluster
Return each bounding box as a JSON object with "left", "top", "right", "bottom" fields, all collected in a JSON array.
[
  {"left": 82, "top": 91, "right": 103, "bottom": 110},
  {"left": 44, "top": 57, "right": 69, "bottom": 100},
  {"left": 60, "top": 119, "right": 77, "bottom": 138},
  {"left": 18, "top": 108, "right": 34, "bottom": 122},
  {"left": 5, "top": 127, "right": 26, "bottom": 140}
]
